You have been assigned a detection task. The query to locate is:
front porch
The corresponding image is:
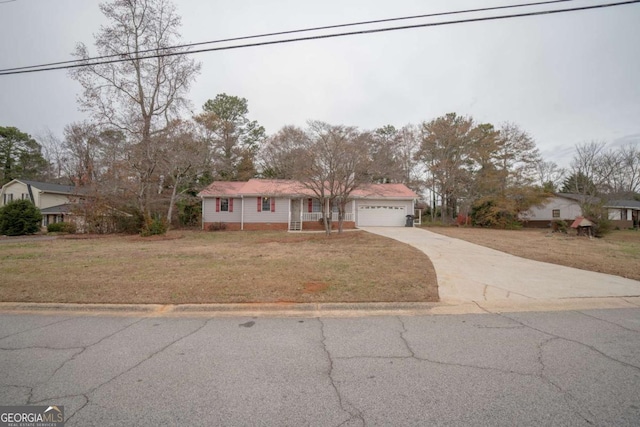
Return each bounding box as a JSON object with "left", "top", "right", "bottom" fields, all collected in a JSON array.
[{"left": 288, "top": 198, "right": 355, "bottom": 231}]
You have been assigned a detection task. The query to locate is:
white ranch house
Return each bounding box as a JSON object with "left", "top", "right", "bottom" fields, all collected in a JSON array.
[
  {"left": 198, "top": 179, "right": 418, "bottom": 231},
  {"left": 523, "top": 193, "right": 639, "bottom": 229}
]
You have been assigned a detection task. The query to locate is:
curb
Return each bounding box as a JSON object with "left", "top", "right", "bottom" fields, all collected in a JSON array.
[{"left": 0, "top": 297, "right": 638, "bottom": 317}]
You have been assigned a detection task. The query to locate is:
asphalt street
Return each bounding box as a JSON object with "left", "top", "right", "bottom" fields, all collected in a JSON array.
[{"left": 1, "top": 308, "right": 639, "bottom": 426}]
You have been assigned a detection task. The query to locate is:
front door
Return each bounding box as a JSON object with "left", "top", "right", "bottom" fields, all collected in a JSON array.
[{"left": 291, "top": 199, "right": 301, "bottom": 222}]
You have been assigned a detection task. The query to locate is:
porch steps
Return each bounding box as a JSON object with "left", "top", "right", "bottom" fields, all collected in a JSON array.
[{"left": 289, "top": 221, "right": 301, "bottom": 231}]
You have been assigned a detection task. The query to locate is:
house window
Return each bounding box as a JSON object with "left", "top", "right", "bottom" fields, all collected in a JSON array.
[
  {"left": 309, "top": 198, "right": 322, "bottom": 212},
  {"left": 257, "top": 197, "right": 274, "bottom": 212},
  {"left": 262, "top": 197, "right": 271, "bottom": 212},
  {"left": 21, "top": 193, "right": 29, "bottom": 200},
  {"left": 552, "top": 209, "right": 560, "bottom": 218},
  {"left": 220, "top": 198, "right": 229, "bottom": 212},
  {"left": 3, "top": 193, "right": 13, "bottom": 204}
]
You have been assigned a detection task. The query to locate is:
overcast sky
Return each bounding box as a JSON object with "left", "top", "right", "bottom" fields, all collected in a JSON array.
[{"left": 1, "top": 0, "right": 638, "bottom": 166}]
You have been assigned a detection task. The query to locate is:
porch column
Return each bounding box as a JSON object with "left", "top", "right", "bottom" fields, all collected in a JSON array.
[{"left": 241, "top": 197, "right": 244, "bottom": 231}]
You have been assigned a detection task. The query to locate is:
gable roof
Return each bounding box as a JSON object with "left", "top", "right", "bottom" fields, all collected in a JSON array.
[
  {"left": 198, "top": 179, "right": 417, "bottom": 199},
  {"left": 6, "top": 179, "right": 77, "bottom": 195},
  {"left": 604, "top": 199, "right": 640, "bottom": 209},
  {"left": 554, "top": 193, "right": 599, "bottom": 203},
  {"left": 571, "top": 216, "right": 594, "bottom": 228},
  {"left": 40, "top": 203, "right": 73, "bottom": 214}
]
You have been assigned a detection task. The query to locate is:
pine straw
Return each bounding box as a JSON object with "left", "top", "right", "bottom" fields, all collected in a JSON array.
[{"left": 0, "top": 230, "right": 438, "bottom": 304}]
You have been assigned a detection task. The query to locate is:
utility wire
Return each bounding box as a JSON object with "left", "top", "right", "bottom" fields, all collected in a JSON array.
[
  {"left": 0, "top": 0, "right": 580, "bottom": 73},
  {"left": 1, "top": 0, "right": 638, "bottom": 76}
]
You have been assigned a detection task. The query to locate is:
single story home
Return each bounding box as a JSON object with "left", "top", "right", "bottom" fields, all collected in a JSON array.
[
  {"left": 522, "top": 193, "right": 587, "bottom": 227},
  {"left": 605, "top": 199, "right": 640, "bottom": 229},
  {"left": 198, "top": 179, "right": 418, "bottom": 231},
  {"left": 0, "top": 179, "right": 80, "bottom": 227},
  {"left": 522, "top": 193, "right": 639, "bottom": 229}
]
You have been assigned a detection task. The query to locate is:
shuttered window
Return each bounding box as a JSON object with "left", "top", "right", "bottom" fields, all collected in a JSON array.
[{"left": 259, "top": 197, "right": 275, "bottom": 212}]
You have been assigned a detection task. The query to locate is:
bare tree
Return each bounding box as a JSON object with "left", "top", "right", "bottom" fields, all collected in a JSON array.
[
  {"left": 619, "top": 143, "right": 640, "bottom": 194},
  {"left": 295, "top": 121, "right": 370, "bottom": 234},
  {"left": 259, "top": 125, "right": 309, "bottom": 179},
  {"left": 38, "top": 129, "right": 68, "bottom": 183},
  {"left": 63, "top": 123, "right": 102, "bottom": 186},
  {"left": 158, "top": 120, "right": 209, "bottom": 222},
  {"left": 70, "top": 0, "right": 200, "bottom": 214},
  {"left": 534, "top": 160, "right": 566, "bottom": 192}
]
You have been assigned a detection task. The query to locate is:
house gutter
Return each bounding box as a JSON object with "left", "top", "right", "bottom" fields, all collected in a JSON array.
[{"left": 241, "top": 196, "right": 244, "bottom": 231}]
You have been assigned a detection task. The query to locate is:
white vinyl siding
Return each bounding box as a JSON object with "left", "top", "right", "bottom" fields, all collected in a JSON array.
[
  {"left": 1, "top": 181, "right": 70, "bottom": 209},
  {"left": 243, "top": 197, "right": 288, "bottom": 223},
  {"left": 202, "top": 197, "right": 242, "bottom": 223},
  {"left": 526, "top": 196, "right": 582, "bottom": 221}
]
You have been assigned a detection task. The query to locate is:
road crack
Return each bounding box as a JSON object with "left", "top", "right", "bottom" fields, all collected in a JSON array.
[
  {"left": 317, "top": 318, "right": 365, "bottom": 427},
  {"left": 576, "top": 310, "right": 640, "bottom": 333},
  {"left": 0, "top": 316, "right": 75, "bottom": 341}
]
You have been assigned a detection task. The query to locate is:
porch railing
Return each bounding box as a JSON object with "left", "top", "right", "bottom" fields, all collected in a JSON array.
[{"left": 301, "top": 212, "right": 354, "bottom": 222}]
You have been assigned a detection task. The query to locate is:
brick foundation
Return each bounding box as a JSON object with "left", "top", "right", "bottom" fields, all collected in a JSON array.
[
  {"left": 302, "top": 221, "right": 356, "bottom": 230},
  {"left": 203, "top": 221, "right": 356, "bottom": 231},
  {"left": 203, "top": 222, "right": 287, "bottom": 231}
]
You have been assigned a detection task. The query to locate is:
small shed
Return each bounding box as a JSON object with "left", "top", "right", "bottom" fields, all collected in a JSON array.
[{"left": 570, "top": 216, "right": 594, "bottom": 236}]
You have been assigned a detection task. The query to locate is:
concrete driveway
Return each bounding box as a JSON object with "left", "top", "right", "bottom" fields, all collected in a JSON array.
[{"left": 363, "top": 227, "right": 640, "bottom": 303}]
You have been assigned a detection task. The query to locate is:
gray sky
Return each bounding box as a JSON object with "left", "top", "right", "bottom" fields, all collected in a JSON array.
[{"left": 1, "top": 0, "right": 639, "bottom": 166}]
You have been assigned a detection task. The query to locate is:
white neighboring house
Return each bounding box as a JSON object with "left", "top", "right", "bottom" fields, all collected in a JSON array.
[
  {"left": 604, "top": 199, "right": 640, "bottom": 229},
  {"left": 522, "top": 193, "right": 586, "bottom": 227},
  {"left": 0, "top": 179, "right": 80, "bottom": 227},
  {"left": 523, "top": 193, "right": 640, "bottom": 229}
]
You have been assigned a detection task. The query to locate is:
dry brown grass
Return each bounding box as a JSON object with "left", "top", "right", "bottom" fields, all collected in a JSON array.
[
  {"left": 0, "top": 230, "right": 438, "bottom": 304},
  {"left": 426, "top": 227, "right": 640, "bottom": 281}
]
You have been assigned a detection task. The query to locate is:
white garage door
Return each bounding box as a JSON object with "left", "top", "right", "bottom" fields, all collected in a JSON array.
[{"left": 358, "top": 204, "right": 406, "bottom": 226}]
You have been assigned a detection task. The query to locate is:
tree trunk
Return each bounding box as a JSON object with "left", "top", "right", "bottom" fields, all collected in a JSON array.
[{"left": 167, "top": 176, "right": 180, "bottom": 223}]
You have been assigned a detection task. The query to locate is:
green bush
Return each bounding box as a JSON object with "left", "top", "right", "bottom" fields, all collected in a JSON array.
[
  {"left": 141, "top": 215, "right": 168, "bottom": 236},
  {"left": 582, "top": 204, "right": 613, "bottom": 238},
  {"left": 177, "top": 198, "right": 201, "bottom": 227},
  {"left": 47, "top": 222, "right": 76, "bottom": 233},
  {"left": 114, "top": 210, "right": 144, "bottom": 234},
  {"left": 552, "top": 219, "right": 568, "bottom": 233},
  {"left": 0, "top": 200, "right": 42, "bottom": 236}
]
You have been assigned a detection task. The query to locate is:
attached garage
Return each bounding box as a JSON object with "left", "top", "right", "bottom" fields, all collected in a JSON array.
[{"left": 356, "top": 201, "right": 412, "bottom": 227}]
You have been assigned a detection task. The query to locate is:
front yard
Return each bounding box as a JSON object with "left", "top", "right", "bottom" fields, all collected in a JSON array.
[{"left": 0, "top": 230, "right": 438, "bottom": 304}]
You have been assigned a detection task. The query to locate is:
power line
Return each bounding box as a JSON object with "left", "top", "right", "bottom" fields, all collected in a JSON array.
[
  {"left": 1, "top": 0, "right": 638, "bottom": 76},
  {"left": 0, "top": 0, "right": 580, "bottom": 73}
]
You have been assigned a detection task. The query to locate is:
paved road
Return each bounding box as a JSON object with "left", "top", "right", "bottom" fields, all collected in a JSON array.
[
  {"left": 1, "top": 309, "right": 639, "bottom": 426},
  {"left": 363, "top": 227, "right": 640, "bottom": 303}
]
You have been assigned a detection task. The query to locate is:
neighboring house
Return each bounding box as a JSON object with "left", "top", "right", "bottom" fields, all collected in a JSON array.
[
  {"left": 0, "top": 179, "right": 79, "bottom": 227},
  {"left": 604, "top": 199, "right": 640, "bottom": 229},
  {"left": 522, "top": 193, "right": 587, "bottom": 227},
  {"left": 198, "top": 179, "right": 418, "bottom": 231}
]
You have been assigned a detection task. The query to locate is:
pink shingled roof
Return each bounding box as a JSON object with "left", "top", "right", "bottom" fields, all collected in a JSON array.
[
  {"left": 198, "top": 179, "right": 417, "bottom": 199},
  {"left": 352, "top": 183, "right": 417, "bottom": 198},
  {"left": 197, "top": 181, "right": 246, "bottom": 197}
]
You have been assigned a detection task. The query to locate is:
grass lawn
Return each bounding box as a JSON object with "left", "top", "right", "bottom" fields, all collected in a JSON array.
[
  {"left": 0, "top": 230, "right": 438, "bottom": 304},
  {"left": 426, "top": 227, "right": 640, "bottom": 281}
]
